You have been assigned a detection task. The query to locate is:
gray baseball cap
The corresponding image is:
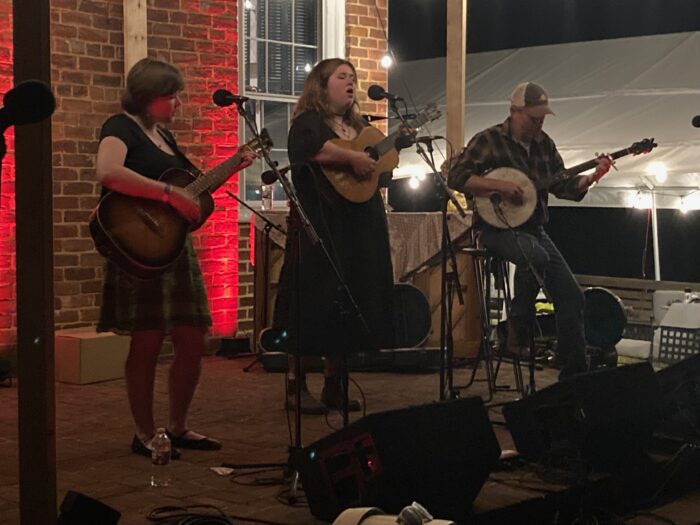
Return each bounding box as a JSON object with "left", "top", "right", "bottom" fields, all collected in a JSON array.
[{"left": 510, "top": 82, "right": 555, "bottom": 116}]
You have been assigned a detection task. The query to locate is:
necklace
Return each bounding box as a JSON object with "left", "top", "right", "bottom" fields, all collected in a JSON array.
[{"left": 332, "top": 118, "right": 353, "bottom": 139}]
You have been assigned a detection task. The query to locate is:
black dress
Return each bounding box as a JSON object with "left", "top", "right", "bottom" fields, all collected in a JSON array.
[{"left": 273, "top": 110, "right": 394, "bottom": 355}]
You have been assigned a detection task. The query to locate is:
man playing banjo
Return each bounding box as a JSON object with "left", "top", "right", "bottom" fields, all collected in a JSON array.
[{"left": 447, "top": 82, "right": 611, "bottom": 380}]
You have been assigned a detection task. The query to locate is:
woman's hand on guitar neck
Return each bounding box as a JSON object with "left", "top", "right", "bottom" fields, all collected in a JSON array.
[{"left": 168, "top": 186, "right": 201, "bottom": 223}]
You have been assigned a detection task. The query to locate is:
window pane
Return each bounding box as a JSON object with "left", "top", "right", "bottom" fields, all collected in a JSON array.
[
  {"left": 263, "top": 101, "right": 290, "bottom": 151},
  {"left": 268, "top": 0, "right": 292, "bottom": 41},
  {"left": 268, "top": 43, "right": 292, "bottom": 94},
  {"left": 244, "top": 157, "right": 265, "bottom": 201},
  {"left": 244, "top": 0, "right": 264, "bottom": 39},
  {"left": 244, "top": 39, "right": 265, "bottom": 92},
  {"left": 294, "top": 0, "right": 318, "bottom": 45},
  {"left": 293, "top": 46, "right": 316, "bottom": 95}
]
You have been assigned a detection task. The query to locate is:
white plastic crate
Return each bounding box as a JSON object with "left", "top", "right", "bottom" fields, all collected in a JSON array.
[{"left": 657, "top": 303, "right": 700, "bottom": 364}]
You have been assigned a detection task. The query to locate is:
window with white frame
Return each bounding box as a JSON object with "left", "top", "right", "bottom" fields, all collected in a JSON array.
[{"left": 241, "top": 0, "right": 320, "bottom": 203}]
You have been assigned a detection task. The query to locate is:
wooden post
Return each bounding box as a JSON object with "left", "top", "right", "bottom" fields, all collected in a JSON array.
[
  {"left": 445, "top": 0, "right": 467, "bottom": 151},
  {"left": 124, "top": 0, "right": 148, "bottom": 74},
  {"left": 446, "top": 0, "right": 480, "bottom": 358},
  {"left": 13, "top": 0, "right": 57, "bottom": 523}
]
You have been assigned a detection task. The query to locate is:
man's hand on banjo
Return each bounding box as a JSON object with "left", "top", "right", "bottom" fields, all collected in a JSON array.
[
  {"left": 579, "top": 154, "right": 614, "bottom": 191},
  {"left": 495, "top": 179, "right": 525, "bottom": 206}
]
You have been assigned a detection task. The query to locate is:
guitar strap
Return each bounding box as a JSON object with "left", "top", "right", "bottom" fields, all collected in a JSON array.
[{"left": 157, "top": 128, "right": 203, "bottom": 177}]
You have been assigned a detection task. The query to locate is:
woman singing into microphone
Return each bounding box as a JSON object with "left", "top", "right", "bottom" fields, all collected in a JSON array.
[{"left": 272, "top": 58, "right": 395, "bottom": 414}]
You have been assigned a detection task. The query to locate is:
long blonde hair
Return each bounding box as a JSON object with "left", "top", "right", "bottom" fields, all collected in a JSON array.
[{"left": 292, "top": 58, "right": 365, "bottom": 131}]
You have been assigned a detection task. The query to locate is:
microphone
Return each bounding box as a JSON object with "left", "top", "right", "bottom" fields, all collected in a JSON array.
[
  {"left": 212, "top": 89, "right": 249, "bottom": 107},
  {"left": 363, "top": 114, "right": 388, "bottom": 122},
  {"left": 414, "top": 135, "right": 444, "bottom": 144},
  {"left": 0, "top": 80, "right": 56, "bottom": 132},
  {"left": 692, "top": 115, "right": 700, "bottom": 128},
  {"left": 367, "top": 84, "right": 402, "bottom": 102},
  {"left": 261, "top": 165, "right": 291, "bottom": 185}
]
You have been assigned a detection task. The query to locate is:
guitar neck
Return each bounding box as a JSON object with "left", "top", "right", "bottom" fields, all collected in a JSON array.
[
  {"left": 185, "top": 151, "right": 244, "bottom": 196},
  {"left": 372, "top": 113, "right": 432, "bottom": 156}
]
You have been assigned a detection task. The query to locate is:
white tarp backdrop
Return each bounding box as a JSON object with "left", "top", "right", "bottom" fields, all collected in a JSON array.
[{"left": 389, "top": 31, "right": 700, "bottom": 210}]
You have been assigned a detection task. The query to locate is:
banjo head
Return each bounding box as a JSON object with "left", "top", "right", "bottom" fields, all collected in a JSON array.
[{"left": 475, "top": 167, "right": 537, "bottom": 229}]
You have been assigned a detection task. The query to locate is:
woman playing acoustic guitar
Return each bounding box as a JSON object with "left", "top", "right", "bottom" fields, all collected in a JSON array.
[
  {"left": 95, "top": 58, "right": 256, "bottom": 457},
  {"left": 272, "top": 58, "right": 395, "bottom": 414}
]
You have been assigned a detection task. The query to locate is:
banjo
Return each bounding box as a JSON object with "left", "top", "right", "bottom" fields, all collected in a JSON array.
[{"left": 474, "top": 138, "right": 657, "bottom": 229}]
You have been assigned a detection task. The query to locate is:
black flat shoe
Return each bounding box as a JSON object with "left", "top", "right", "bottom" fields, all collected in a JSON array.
[
  {"left": 131, "top": 434, "right": 182, "bottom": 460},
  {"left": 166, "top": 429, "right": 222, "bottom": 451}
]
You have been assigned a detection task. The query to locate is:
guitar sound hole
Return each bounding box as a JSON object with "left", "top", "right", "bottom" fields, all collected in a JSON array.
[{"left": 364, "top": 147, "right": 379, "bottom": 161}]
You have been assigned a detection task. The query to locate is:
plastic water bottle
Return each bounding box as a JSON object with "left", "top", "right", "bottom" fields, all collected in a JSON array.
[
  {"left": 150, "top": 428, "right": 172, "bottom": 487},
  {"left": 261, "top": 184, "right": 273, "bottom": 210}
]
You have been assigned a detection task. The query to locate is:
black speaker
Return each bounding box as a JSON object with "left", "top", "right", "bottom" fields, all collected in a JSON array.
[
  {"left": 503, "top": 362, "right": 662, "bottom": 469},
  {"left": 293, "top": 397, "right": 501, "bottom": 522},
  {"left": 57, "top": 491, "right": 120, "bottom": 524}
]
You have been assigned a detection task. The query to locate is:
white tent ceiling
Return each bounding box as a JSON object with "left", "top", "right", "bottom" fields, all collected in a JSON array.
[{"left": 389, "top": 31, "right": 700, "bottom": 209}]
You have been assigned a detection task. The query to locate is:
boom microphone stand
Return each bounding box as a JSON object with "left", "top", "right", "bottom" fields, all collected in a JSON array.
[
  {"left": 223, "top": 99, "right": 375, "bottom": 499},
  {"left": 386, "top": 97, "right": 468, "bottom": 401},
  {"left": 414, "top": 138, "right": 468, "bottom": 401}
]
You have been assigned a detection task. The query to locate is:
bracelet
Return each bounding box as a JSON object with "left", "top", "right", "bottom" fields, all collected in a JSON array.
[{"left": 161, "top": 183, "right": 172, "bottom": 202}]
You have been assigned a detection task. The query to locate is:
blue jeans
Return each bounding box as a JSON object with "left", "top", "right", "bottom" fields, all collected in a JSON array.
[{"left": 480, "top": 226, "right": 587, "bottom": 377}]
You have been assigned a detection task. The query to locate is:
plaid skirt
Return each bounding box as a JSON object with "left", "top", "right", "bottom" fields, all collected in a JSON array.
[{"left": 97, "top": 237, "right": 212, "bottom": 334}]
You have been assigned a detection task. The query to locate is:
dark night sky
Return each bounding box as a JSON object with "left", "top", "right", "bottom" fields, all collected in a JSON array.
[{"left": 389, "top": 0, "right": 700, "bottom": 60}]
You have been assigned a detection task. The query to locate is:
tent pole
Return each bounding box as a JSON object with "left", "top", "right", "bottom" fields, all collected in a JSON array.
[{"left": 651, "top": 191, "right": 661, "bottom": 281}]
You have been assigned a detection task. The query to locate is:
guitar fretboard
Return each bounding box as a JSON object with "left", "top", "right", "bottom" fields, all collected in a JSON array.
[{"left": 185, "top": 151, "right": 244, "bottom": 196}]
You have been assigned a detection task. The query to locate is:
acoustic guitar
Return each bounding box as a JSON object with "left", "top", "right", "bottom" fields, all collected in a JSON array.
[
  {"left": 321, "top": 105, "right": 441, "bottom": 203},
  {"left": 90, "top": 130, "right": 273, "bottom": 279},
  {"left": 474, "top": 138, "right": 657, "bottom": 229}
]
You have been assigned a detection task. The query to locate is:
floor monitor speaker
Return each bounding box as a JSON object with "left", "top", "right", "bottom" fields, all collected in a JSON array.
[
  {"left": 293, "top": 397, "right": 501, "bottom": 522},
  {"left": 503, "top": 362, "right": 662, "bottom": 469}
]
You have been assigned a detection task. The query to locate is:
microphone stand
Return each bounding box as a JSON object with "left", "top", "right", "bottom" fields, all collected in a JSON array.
[
  {"left": 225, "top": 100, "right": 375, "bottom": 500},
  {"left": 394, "top": 106, "right": 467, "bottom": 400},
  {"left": 224, "top": 190, "right": 285, "bottom": 372}
]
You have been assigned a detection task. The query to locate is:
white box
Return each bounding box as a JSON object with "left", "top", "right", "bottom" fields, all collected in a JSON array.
[{"left": 55, "top": 328, "right": 130, "bottom": 384}]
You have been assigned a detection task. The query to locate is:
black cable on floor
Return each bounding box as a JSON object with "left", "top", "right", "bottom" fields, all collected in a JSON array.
[{"left": 147, "top": 504, "right": 286, "bottom": 525}]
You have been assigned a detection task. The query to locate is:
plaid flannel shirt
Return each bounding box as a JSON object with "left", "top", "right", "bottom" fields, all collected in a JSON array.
[{"left": 447, "top": 118, "right": 586, "bottom": 228}]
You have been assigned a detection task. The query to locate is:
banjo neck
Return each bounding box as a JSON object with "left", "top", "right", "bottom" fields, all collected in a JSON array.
[{"left": 535, "top": 145, "right": 638, "bottom": 191}]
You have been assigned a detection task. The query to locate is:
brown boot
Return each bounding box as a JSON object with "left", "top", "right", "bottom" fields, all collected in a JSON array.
[
  {"left": 285, "top": 377, "right": 326, "bottom": 415},
  {"left": 321, "top": 375, "right": 361, "bottom": 412}
]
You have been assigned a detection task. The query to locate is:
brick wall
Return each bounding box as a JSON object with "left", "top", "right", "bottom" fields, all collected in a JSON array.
[
  {"left": 346, "top": 0, "right": 388, "bottom": 132},
  {"left": 234, "top": 0, "right": 390, "bottom": 336},
  {"left": 47, "top": 0, "right": 242, "bottom": 345},
  {"left": 0, "top": 0, "right": 390, "bottom": 357},
  {"left": 0, "top": 1, "right": 13, "bottom": 355}
]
